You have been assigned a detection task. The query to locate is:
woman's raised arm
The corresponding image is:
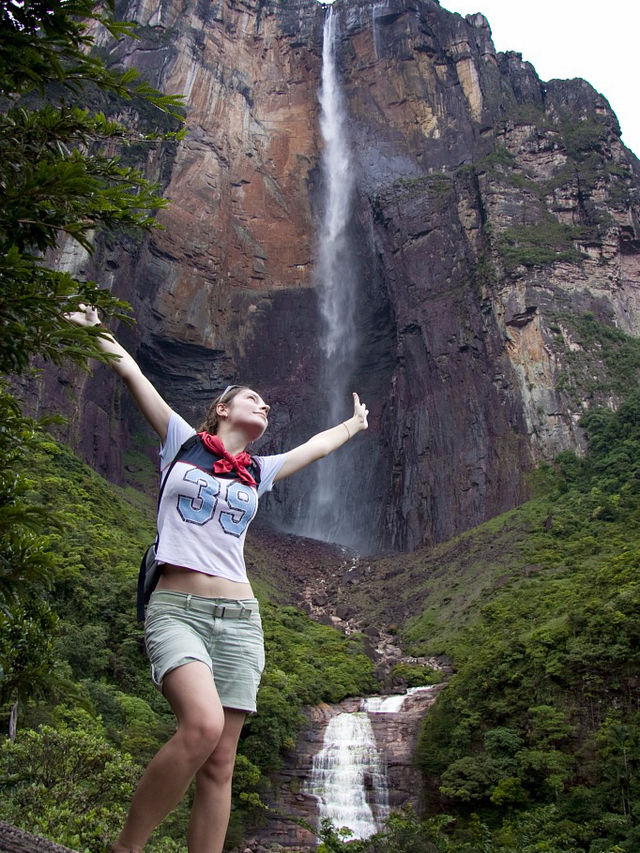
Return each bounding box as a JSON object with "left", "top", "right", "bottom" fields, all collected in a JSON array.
[
  {"left": 66, "top": 305, "right": 171, "bottom": 442},
  {"left": 273, "top": 392, "right": 368, "bottom": 482}
]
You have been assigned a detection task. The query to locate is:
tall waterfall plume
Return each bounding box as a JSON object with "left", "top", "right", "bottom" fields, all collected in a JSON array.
[{"left": 298, "top": 5, "right": 359, "bottom": 543}]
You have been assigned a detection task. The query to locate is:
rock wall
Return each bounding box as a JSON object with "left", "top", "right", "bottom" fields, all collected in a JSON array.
[
  {"left": 28, "top": 0, "right": 640, "bottom": 552},
  {"left": 327, "top": 0, "right": 640, "bottom": 549}
]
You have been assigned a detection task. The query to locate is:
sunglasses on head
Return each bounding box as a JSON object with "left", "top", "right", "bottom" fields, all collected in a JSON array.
[{"left": 218, "top": 384, "right": 240, "bottom": 402}]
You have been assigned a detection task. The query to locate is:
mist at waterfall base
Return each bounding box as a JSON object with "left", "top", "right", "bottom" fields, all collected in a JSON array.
[{"left": 282, "top": 7, "right": 363, "bottom": 548}]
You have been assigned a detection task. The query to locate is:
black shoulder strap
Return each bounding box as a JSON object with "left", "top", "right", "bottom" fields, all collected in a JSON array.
[
  {"left": 156, "top": 433, "right": 200, "bottom": 511},
  {"left": 248, "top": 453, "right": 262, "bottom": 485},
  {"left": 248, "top": 454, "right": 262, "bottom": 486}
]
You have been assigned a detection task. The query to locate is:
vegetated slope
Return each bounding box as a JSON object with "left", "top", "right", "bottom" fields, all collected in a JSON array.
[
  {"left": 335, "top": 393, "right": 640, "bottom": 852},
  {"left": 414, "top": 394, "right": 640, "bottom": 849},
  {"left": 0, "top": 438, "right": 377, "bottom": 853},
  {"left": 5, "top": 365, "right": 639, "bottom": 853}
]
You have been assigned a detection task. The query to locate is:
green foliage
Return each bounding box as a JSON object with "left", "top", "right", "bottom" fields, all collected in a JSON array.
[
  {"left": 473, "top": 146, "right": 517, "bottom": 173},
  {"left": 241, "top": 605, "right": 377, "bottom": 773},
  {"left": 560, "top": 118, "right": 610, "bottom": 159},
  {"left": 0, "top": 0, "right": 185, "bottom": 793},
  {"left": 0, "top": 252, "right": 124, "bottom": 375},
  {"left": 1, "top": 2, "right": 132, "bottom": 96},
  {"left": 0, "top": 433, "right": 379, "bottom": 847},
  {"left": 0, "top": 0, "right": 185, "bottom": 739},
  {"left": 473, "top": 114, "right": 629, "bottom": 278},
  {"left": 0, "top": 601, "right": 59, "bottom": 733},
  {"left": 391, "top": 662, "right": 444, "bottom": 687},
  {"left": 0, "top": 708, "right": 140, "bottom": 852},
  {"left": 2, "top": 106, "right": 166, "bottom": 251},
  {"left": 314, "top": 818, "right": 370, "bottom": 852},
  {"left": 312, "top": 809, "right": 497, "bottom": 853},
  {"left": 0, "top": 1, "right": 184, "bottom": 378},
  {"left": 551, "top": 312, "right": 640, "bottom": 401},
  {"left": 265, "top": 605, "right": 378, "bottom": 705},
  {"left": 504, "top": 103, "right": 554, "bottom": 131},
  {"left": 496, "top": 219, "right": 583, "bottom": 271},
  {"left": 410, "top": 393, "right": 640, "bottom": 850},
  {"left": 0, "top": 390, "right": 58, "bottom": 608}
]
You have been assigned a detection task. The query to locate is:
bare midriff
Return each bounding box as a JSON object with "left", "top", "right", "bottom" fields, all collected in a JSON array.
[{"left": 156, "top": 564, "right": 254, "bottom": 600}]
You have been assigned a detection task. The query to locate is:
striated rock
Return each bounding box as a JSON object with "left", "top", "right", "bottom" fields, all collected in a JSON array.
[
  {"left": 368, "top": 686, "right": 443, "bottom": 809},
  {"left": 328, "top": 0, "right": 640, "bottom": 549},
  {"left": 27, "top": 0, "right": 640, "bottom": 552}
]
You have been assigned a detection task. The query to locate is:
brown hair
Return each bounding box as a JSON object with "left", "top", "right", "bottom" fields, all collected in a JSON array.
[{"left": 198, "top": 385, "right": 249, "bottom": 434}]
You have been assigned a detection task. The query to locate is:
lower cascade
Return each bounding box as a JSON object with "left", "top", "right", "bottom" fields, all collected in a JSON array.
[
  {"left": 306, "top": 711, "right": 389, "bottom": 840},
  {"left": 306, "top": 687, "right": 438, "bottom": 841},
  {"left": 362, "top": 685, "right": 437, "bottom": 714}
]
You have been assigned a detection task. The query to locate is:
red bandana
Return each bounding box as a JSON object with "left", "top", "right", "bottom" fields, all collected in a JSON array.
[{"left": 198, "top": 433, "right": 257, "bottom": 487}]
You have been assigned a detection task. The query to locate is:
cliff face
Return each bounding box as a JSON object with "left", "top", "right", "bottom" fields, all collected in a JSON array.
[
  {"left": 31, "top": 0, "right": 640, "bottom": 551},
  {"left": 326, "top": 0, "right": 640, "bottom": 549}
]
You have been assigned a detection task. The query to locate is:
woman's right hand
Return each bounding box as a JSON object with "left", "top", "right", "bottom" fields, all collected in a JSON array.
[
  {"left": 64, "top": 303, "right": 101, "bottom": 327},
  {"left": 65, "top": 304, "right": 171, "bottom": 441}
]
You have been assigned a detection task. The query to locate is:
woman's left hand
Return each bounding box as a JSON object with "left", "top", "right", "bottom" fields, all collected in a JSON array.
[
  {"left": 274, "top": 392, "right": 369, "bottom": 482},
  {"left": 352, "top": 392, "right": 369, "bottom": 431}
]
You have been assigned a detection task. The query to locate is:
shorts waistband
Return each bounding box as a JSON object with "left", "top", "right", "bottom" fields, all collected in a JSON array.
[{"left": 149, "top": 590, "right": 257, "bottom": 619}]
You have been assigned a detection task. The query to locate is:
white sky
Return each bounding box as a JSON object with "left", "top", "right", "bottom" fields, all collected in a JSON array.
[
  {"left": 319, "top": 0, "right": 639, "bottom": 158},
  {"left": 440, "top": 0, "right": 640, "bottom": 158}
]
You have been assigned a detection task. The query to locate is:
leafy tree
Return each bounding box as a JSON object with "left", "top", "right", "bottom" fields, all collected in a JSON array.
[
  {"left": 0, "top": 0, "right": 183, "bottom": 375},
  {"left": 0, "top": 600, "right": 58, "bottom": 738},
  {"left": 0, "top": 393, "right": 55, "bottom": 610},
  {"left": 0, "top": 0, "right": 183, "bottom": 730},
  {"left": 0, "top": 709, "right": 140, "bottom": 851},
  {"left": 596, "top": 714, "right": 640, "bottom": 819}
]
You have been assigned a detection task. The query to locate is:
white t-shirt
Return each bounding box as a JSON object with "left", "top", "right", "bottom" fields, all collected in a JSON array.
[{"left": 155, "top": 410, "right": 286, "bottom": 584}]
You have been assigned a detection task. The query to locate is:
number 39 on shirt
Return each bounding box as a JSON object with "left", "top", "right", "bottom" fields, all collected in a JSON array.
[{"left": 177, "top": 468, "right": 257, "bottom": 538}]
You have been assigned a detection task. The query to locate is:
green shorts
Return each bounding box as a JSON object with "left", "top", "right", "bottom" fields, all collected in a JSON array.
[{"left": 144, "top": 590, "right": 265, "bottom": 713}]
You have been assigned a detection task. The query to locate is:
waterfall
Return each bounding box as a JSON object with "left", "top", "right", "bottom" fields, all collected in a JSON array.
[
  {"left": 297, "top": 5, "right": 358, "bottom": 543},
  {"left": 371, "top": 1, "right": 387, "bottom": 59},
  {"left": 306, "top": 686, "right": 441, "bottom": 841},
  {"left": 362, "top": 685, "right": 440, "bottom": 713},
  {"left": 307, "top": 712, "right": 389, "bottom": 841},
  {"left": 362, "top": 694, "right": 408, "bottom": 713}
]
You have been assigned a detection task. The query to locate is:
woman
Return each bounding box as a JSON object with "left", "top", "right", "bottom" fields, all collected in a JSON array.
[{"left": 66, "top": 305, "right": 368, "bottom": 853}]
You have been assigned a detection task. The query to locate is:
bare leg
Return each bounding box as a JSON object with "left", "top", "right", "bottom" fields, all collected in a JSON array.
[
  {"left": 112, "top": 661, "right": 224, "bottom": 853},
  {"left": 187, "top": 709, "right": 247, "bottom": 853}
]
